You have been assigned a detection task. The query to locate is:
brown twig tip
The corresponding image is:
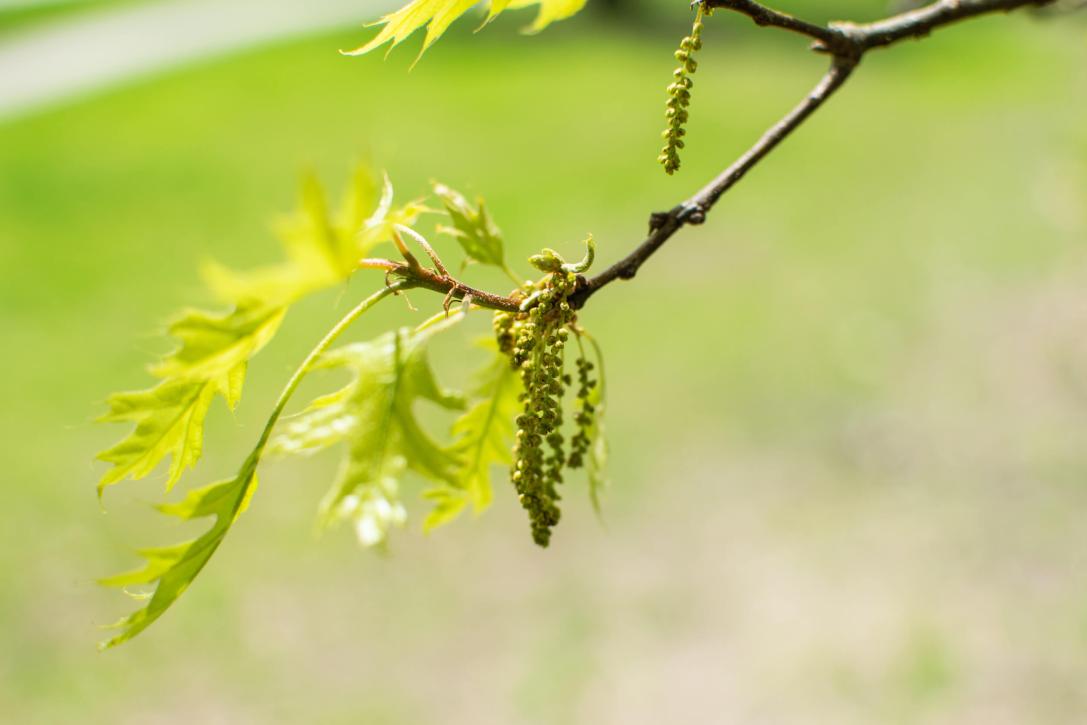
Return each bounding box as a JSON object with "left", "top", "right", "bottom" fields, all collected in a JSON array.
[{"left": 359, "top": 255, "right": 522, "bottom": 313}]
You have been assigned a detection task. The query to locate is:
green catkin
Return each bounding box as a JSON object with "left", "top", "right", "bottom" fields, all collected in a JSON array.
[
  {"left": 496, "top": 240, "right": 597, "bottom": 547},
  {"left": 658, "top": 6, "right": 705, "bottom": 175},
  {"left": 501, "top": 270, "right": 578, "bottom": 547},
  {"left": 493, "top": 309, "right": 517, "bottom": 355},
  {"left": 567, "top": 352, "right": 597, "bottom": 470}
]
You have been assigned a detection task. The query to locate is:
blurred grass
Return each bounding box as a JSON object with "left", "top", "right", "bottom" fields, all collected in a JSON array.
[{"left": 1, "top": 5, "right": 1086, "bottom": 724}]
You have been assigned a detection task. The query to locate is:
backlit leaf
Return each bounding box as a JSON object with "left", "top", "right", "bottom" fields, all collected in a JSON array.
[
  {"left": 421, "top": 486, "right": 470, "bottom": 531},
  {"left": 424, "top": 342, "right": 520, "bottom": 530},
  {"left": 100, "top": 284, "right": 406, "bottom": 648},
  {"left": 433, "top": 182, "right": 508, "bottom": 271},
  {"left": 203, "top": 170, "right": 425, "bottom": 307},
  {"left": 96, "top": 304, "right": 286, "bottom": 495},
  {"left": 98, "top": 168, "right": 421, "bottom": 496},
  {"left": 273, "top": 322, "right": 466, "bottom": 547},
  {"left": 344, "top": 0, "right": 588, "bottom": 59},
  {"left": 508, "top": 0, "right": 587, "bottom": 33},
  {"left": 99, "top": 463, "right": 259, "bottom": 649},
  {"left": 96, "top": 379, "right": 218, "bottom": 494},
  {"left": 149, "top": 305, "right": 285, "bottom": 385}
]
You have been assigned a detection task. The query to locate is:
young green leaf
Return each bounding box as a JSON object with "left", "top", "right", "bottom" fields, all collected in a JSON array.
[
  {"left": 96, "top": 379, "right": 218, "bottom": 494},
  {"left": 96, "top": 304, "right": 286, "bottom": 495},
  {"left": 149, "top": 304, "right": 286, "bottom": 385},
  {"left": 424, "top": 343, "right": 521, "bottom": 530},
  {"left": 99, "top": 463, "right": 260, "bottom": 649},
  {"left": 432, "top": 182, "right": 511, "bottom": 275},
  {"left": 344, "top": 0, "right": 588, "bottom": 59},
  {"left": 273, "top": 322, "right": 466, "bottom": 547},
  {"left": 421, "top": 486, "right": 471, "bottom": 531},
  {"left": 508, "top": 0, "right": 587, "bottom": 33},
  {"left": 203, "top": 170, "right": 426, "bottom": 307},
  {"left": 100, "top": 285, "right": 405, "bottom": 648},
  {"left": 98, "top": 168, "right": 423, "bottom": 497}
]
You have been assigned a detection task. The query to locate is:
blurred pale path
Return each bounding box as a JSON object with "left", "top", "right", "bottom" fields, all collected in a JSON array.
[{"left": 0, "top": 0, "right": 395, "bottom": 120}]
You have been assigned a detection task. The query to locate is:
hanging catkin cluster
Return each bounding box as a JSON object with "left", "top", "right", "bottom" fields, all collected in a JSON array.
[
  {"left": 567, "top": 353, "right": 598, "bottom": 470},
  {"left": 659, "top": 7, "right": 705, "bottom": 175},
  {"left": 492, "top": 240, "right": 598, "bottom": 546}
]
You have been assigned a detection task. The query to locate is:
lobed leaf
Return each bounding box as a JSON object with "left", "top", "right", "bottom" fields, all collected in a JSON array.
[
  {"left": 100, "top": 284, "right": 406, "bottom": 648},
  {"left": 98, "top": 168, "right": 421, "bottom": 497},
  {"left": 421, "top": 486, "right": 470, "bottom": 531},
  {"left": 508, "top": 0, "right": 587, "bottom": 33},
  {"left": 96, "top": 304, "right": 286, "bottom": 495},
  {"left": 96, "top": 379, "right": 218, "bottom": 494},
  {"left": 99, "top": 460, "right": 260, "bottom": 649},
  {"left": 273, "top": 322, "right": 466, "bottom": 547},
  {"left": 344, "top": 0, "right": 588, "bottom": 59},
  {"left": 433, "top": 182, "right": 508, "bottom": 272},
  {"left": 425, "top": 343, "right": 521, "bottom": 530},
  {"left": 149, "top": 304, "right": 285, "bottom": 386},
  {"left": 203, "top": 171, "right": 425, "bottom": 307}
]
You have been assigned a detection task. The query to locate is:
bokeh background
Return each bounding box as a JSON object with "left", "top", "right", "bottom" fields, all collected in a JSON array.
[{"left": 2, "top": 0, "right": 1087, "bottom": 722}]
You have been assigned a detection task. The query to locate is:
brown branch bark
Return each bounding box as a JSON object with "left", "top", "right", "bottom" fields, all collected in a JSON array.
[
  {"left": 361, "top": 257, "right": 522, "bottom": 312},
  {"left": 701, "top": 0, "right": 842, "bottom": 47},
  {"left": 833, "top": 0, "right": 1053, "bottom": 52}
]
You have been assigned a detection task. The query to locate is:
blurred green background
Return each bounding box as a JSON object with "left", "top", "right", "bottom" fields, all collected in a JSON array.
[{"left": 2, "top": 0, "right": 1087, "bottom": 722}]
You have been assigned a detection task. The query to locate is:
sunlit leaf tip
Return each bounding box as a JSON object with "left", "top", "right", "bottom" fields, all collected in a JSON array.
[
  {"left": 99, "top": 283, "right": 407, "bottom": 647},
  {"left": 510, "top": 0, "right": 588, "bottom": 34},
  {"left": 97, "top": 469, "right": 259, "bottom": 649},
  {"left": 343, "top": 0, "right": 589, "bottom": 59},
  {"left": 95, "top": 303, "right": 286, "bottom": 498}
]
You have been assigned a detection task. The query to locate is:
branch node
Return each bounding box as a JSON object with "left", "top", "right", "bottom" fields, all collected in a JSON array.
[
  {"left": 648, "top": 211, "right": 671, "bottom": 233},
  {"left": 682, "top": 206, "right": 707, "bottom": 225}
]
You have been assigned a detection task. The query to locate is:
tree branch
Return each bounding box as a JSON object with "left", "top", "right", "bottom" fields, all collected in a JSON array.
[
  {"left": 836, "top": 0, "right": 1053, "bottom": 52},
  {"left": 691, "top": 55, "right": 857, "bottom": 217},
  {"left": 567, "top": 0, "right": 1052, "bottom": 308},
  {"left": 703, "top": 0, "right": 841, "bottom": 48}
]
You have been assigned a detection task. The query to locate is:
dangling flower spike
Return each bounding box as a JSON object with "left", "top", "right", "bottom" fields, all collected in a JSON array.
[{"left": 659, "top": 3, "right": 706, "bottom": 175}]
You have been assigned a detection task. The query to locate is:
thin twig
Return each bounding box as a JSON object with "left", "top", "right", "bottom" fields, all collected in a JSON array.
[
  {"left": 704, "top": 0, "right": 842, "bottom": 49},
  {"left": 693, "top": 56, "right": 856, "bottom": 215},
  {"left": 362, "top": 257, "right": 522, "bottom": 312},
  {"left": 704, "top": 0, "right": 1049, "bottom": 53},
  {"left": 839, "top": 0, "right": 1053, "bottom": 52}
]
